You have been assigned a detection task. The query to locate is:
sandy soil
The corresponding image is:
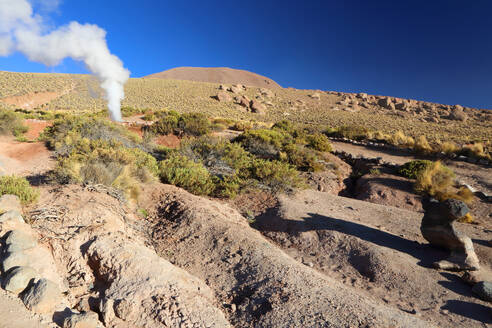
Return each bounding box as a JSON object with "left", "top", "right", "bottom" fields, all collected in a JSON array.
[{"left": 0, "top": 289, "right": 51, "bottom": 328}]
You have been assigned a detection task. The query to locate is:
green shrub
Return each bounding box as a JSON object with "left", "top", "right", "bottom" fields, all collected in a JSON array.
[
  {"left": 159, "top": 154, "right": 215, "bottom": 195},
  {"left": 121, "top": 107, "right": 146, "bottom": 117},
  {"left": 325, "top": 125, "right": 369, "bottom": 141},
  {"left": 398, "top": 160, "right": 434, "bottom": 179},
  {"left": 284, "top": 144, "right": 325, "bottom": 172},
  {"left": 0, "top": 109, "right": 28, "bottom": 137},
  {"left": 306, "top": 133, "right": 332, "bottom": 152},
  {"left": 230, "top": 121, "right": 253, "bottom": 131},
  {"left": 250, "top": 159, "right": 304, "bottom": 193},
  {"left": 0, "top": 175, "right": 39, "bottom": 204},
  {"left": 42, "top": 116, "right": 145, "bottom": 155},
  {"left": 234, "top": 128, "right": 292, "bottom": 160},
  {"left": 178, "top": 113, "right": 211, "bottom": 136},
  {"left": 147, "top": 112, "right": 211, "bottom": 137}
]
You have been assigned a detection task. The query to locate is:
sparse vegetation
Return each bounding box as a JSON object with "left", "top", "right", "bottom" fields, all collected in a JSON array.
[
  {"left": 0, "top": 175, "right": 39, "bottom": 204},
  {"left": 42, "top": 116, "right": 157, "bottom": 200},
  {"left": 398, "top": 160, "right": 434, "bottom": 179},
  {"left": 0, "top": 109, "right": 28, "bottom": 137}
]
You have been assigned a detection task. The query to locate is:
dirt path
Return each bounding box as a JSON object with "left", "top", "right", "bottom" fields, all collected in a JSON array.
[
  {"left": 0, "top": 136, "right": 54, "bottom": 177},
  {"left": 331, "top": 141, "right": 492, "bottom": 195}
]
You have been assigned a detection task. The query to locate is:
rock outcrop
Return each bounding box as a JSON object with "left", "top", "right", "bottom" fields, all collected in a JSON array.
[{"left": 421, "top": 198, "right": 480, "bottom": 271}]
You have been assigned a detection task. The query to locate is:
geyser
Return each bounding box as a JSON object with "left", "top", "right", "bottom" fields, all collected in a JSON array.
[{"left": 0, "top": 0, "right": 130, "bottom": 121}]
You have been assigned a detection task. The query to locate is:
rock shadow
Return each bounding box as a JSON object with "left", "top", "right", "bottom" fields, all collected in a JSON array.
[
  {"left": 441, "top": 300, "right": 492, "bottom": 324},
  {"left": 253, "top": 209, "right": 447, "bottom": 268}
]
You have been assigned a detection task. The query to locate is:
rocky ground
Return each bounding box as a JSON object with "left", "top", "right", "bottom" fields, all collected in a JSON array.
[{"left": 0, "top": 117, "right": 490, "bottom": 327}]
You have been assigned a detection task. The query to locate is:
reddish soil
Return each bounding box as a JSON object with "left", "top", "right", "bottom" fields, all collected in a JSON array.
[
  {"left": 154, "top": 134, "right": 180, "bottom": 148},
  {"left": 125, "top": 125, "right": 144, "bottom": 137},
  {"left": 23, "top": 119, "right": 52, "bottom": 141},
  {"left": 0, "top": 136, "right": 54, "bottom": 176}
]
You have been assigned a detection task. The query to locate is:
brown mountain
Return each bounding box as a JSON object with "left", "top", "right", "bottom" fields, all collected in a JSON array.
[{"left": 144, "top": 66, "right": 282, "bottom": 89}]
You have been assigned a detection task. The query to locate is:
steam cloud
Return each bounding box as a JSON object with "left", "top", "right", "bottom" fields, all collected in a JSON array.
[{"left": 0, "top": 0, "right": 130, "bottom": 121}]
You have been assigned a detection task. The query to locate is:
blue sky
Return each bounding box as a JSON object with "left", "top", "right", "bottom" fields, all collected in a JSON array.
[{"left": 2, "top": 1, "right": 492, "bottom": 109}]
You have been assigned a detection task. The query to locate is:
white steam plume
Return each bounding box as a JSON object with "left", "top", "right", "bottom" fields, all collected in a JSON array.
[{"left": 0, "top": 0, "right": 129, "bottom": 121}]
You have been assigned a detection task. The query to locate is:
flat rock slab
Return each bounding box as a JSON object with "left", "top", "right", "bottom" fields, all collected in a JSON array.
[
  {"left": 22, "top": 278, "right": 62, "bottom": 314},
  {"left": 0, "top": 195, "right": 21, "bottom": 213},
  {"left": 63, "top": 311, "right": 103, "bottom": 328},
  {"left": 4, "top": 230, "right": 38, "bottom": 252},
  {"left": 2, "top": 266, "right": 37, "bottom": 294},
  {"left": 1, "top": 251, "right": 29, "bottom": 273},
  {"left": 0, "top": 210, "right": 25, "bottom": 224}
]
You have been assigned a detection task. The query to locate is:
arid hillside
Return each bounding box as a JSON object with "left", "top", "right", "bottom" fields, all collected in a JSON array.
[
  {"left": 0, "top": 71, "right": 491, "bottom": 148},
  {"left": 145, "top": 67, "right": 282, "bottom": 89}
]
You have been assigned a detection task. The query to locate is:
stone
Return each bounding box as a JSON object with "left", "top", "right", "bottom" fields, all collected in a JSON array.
[
  {"left": 63, "top": 311, "right": 103, "bottom": 328},
  {"left": 378, "top": 97, "right": 393, "bottom": 109},
  {"left": 218, "top": 84, "right": 227, "bottom": 90},
  {"left": 4, "top": 230, "right": 37, "bottom": 252},
  {"left": 228, "top": 86, "right": 242, "bottom": 94},
  {"left": 449, "top": 109, "right": 468, "bottom": 122},
  {"left": 22, "top": 278, "right": 63, "bottom": 314},
  {"left": 0, "top": 210, "right": 25, "bottom": 224},
  {"left": 309, "top": 93, "right": 321, "bottom": 100},
  {"left": 237, "top": 95, "right": 251, "bottom": 108},
  {"left": 250, "top": 100, "right": 266, "bottom": 114},
  {"left": 114, "top": 299, "right": 135, "bottom": 321},
  {"left": 259, "top": 88, "right": 274, "bottom": 98},
  {"left": 472, "top": 281, "right": 492, "bottom": 302},
  {"left": 2, "top": 266, "right": 37, "bottom": 294},
  {"left": 461, "top": 271, "right": 487, "bottom": 286},
  {"left": 215, "top": 92, "right": 232, "bottom": 102},
  {"left": 1, "top": 251, "right": 29, "bottom": 272},
  {"left": 421, "top": 198, "right": 480, "bottom": 271},
  {"left": 0, "top": 195, "right": 22, "bottom": 213},
  {"left": 99, "top": 298, "right": 115, "bottom": 325}
]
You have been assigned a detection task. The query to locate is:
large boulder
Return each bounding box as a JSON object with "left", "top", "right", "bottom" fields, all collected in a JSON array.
[
  {"left": 472, "top": 281, "right": 492, "bottom": 302},
  {"left": 21, "top": 278, "right": 63, "bottom": 314},
  {"left": 259, "top": 88, "right": 274, "bottom": 98},
  {"left": 1, "top": 251, "right": 30, "bottom": 272},
  {"left": 250, "top": 100, "right": 266, "bottom": 114},
  {"left": 0, "top": 210, "right": 25, "bottom": 224},
  {"left": 228, "top": 85, "right": 242, "bottom": 94},
  {"left": 449, "top": 108, "right": 468, "bottom": 121},
  {"left": 4, "top": 230, "right": 38, "bottom": 252},
  {"left": 378, "top": 97, "right": 395, "bottom": 110},
  {"left": 86, "top": 235, "right": 231, "bottom": 327},
  {"left": 2, "top": 266, "right": 37, "bottom": 294},
  {"left": 215, "top": 91, "right": 233, "bottom": 102},
  {"left": 420, "top": 199, "right": 480, "bottom": 271}
]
